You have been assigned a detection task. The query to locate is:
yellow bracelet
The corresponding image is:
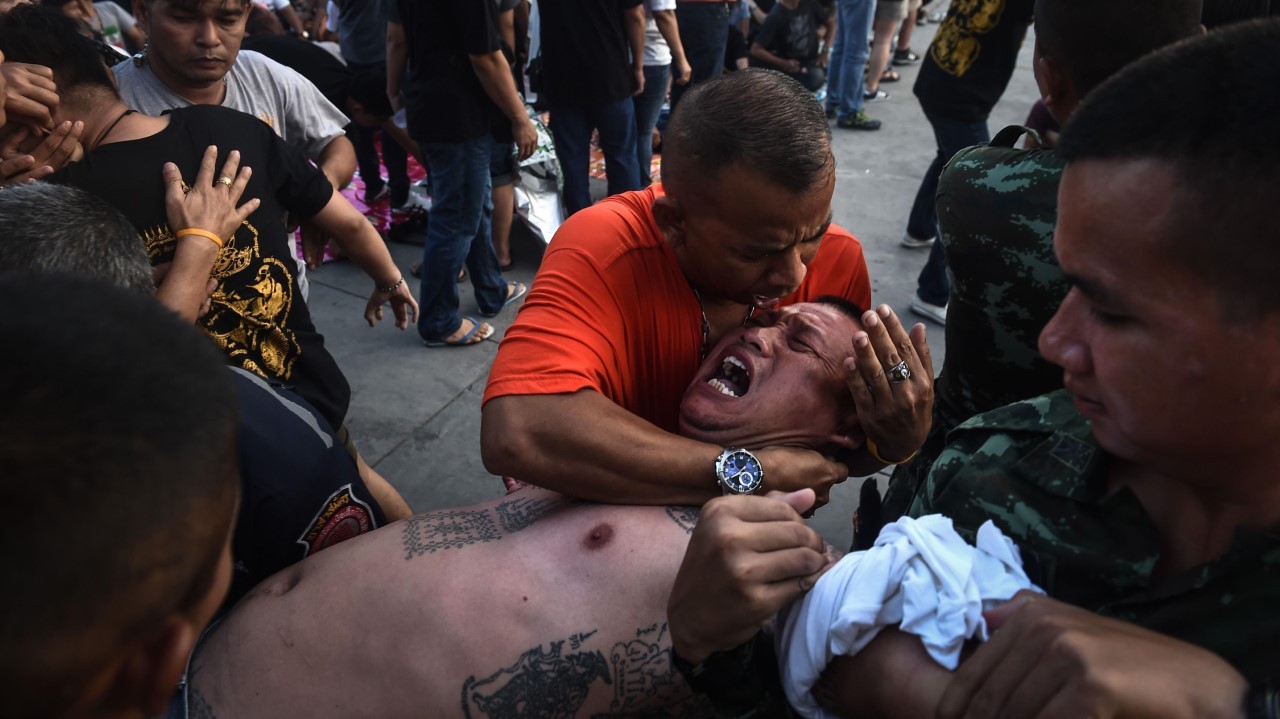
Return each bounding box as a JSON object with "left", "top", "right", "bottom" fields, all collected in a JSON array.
[
  {"left": 865, "top": 437, "right": 918, "bottom": 465},
  {"left": 175, "top": 227, "right": 225, "bottom": 249}
]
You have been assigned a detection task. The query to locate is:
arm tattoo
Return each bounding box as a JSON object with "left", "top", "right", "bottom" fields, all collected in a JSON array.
[
  {"left": 459, "top": 624, "right": 711, "bottom": 719},
  {"left": 664, "top": 507, "right": 700, "bottom": 535},
  {"left": 402, "top": 509, "right": 500, "bottom": 559},
  {"left": 189, "top": 686, "right": 218, "bottom": 719}
]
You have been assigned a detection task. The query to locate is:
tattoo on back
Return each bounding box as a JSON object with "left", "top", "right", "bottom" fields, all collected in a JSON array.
[
  {"left": 664, "top": 507, "right": 700, "bottom": 535},
  {"left": 458, "top": 623, "right": 712, "bottom": 718},
  {"left": 402, "top": 509, "right": 500, "bottom": 559}
]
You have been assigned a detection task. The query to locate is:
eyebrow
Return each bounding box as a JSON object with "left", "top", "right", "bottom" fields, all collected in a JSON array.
[
  {"left": 743, "top": 212, "right": 834, "bottom": 256},
  {"left": 1063, "top": 271, "right": 1128, "bottom": 309}
]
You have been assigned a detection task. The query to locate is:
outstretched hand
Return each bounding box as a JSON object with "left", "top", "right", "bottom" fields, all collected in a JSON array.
[
  {"left": 844, "top": 305, "right": 934, "bottom": 465},
  {"left": 365, "top": 280, "right": 419, "bottom": 330},
  {"left": 668, "top": 490, "right": 830, "bottom": 665},
  {"left": 163, "top": 145, "right": 259, "bottom": 242}
]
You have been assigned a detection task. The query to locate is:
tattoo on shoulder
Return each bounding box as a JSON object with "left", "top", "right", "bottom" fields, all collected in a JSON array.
[
  {"left": 664, "top": 507, "right": 700, "bottom": 535},
  {"left": 461, "top": 631, "right": 611, "bottom": 719},
  {"left": 496, "top": 495, "right": 567, "bottom": 533},
  {"left": 458, "top": 623, "right": 710, "bottom": 718},
  {"left": 402, "top": 509, "right": 501, "bottom": 560}
]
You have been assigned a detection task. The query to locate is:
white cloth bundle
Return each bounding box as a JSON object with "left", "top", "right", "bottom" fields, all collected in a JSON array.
[{"left": 776, "top": 514, "right": 1042, "bottom": 719}]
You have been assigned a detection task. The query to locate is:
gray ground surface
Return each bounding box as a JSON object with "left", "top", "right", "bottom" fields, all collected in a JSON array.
[{"left": 305, "top": 21, "right": 1041, "bottom": 549}]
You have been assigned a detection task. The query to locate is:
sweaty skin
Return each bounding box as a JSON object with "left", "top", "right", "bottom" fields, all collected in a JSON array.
[{"left": 192, "top": 488, "right": 710, "bottom": 718}]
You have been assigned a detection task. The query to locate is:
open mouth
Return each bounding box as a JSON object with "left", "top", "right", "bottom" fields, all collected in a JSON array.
[{"left": 707, "top": 355, "right": 752, "bottom": 398}]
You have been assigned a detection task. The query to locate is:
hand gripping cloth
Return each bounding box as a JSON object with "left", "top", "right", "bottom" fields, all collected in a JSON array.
[{"left": 776, "top": 514, "right": 1043, "bottom": 719}]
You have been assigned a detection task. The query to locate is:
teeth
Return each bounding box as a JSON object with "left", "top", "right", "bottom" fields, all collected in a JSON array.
[
  {"left": 723, "top": 356, "right": 747, "bottom": 372},
  {"left": 707, "top": 378, "right": 740, "bottom": 397}
]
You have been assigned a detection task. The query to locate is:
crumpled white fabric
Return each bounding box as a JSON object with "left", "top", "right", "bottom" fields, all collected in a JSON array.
[{"left": 776, "top": 514, "right": 1043, "bottom": 719}]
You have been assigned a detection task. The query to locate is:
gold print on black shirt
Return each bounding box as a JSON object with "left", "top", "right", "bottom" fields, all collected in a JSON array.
[
  {"left": 141, "top": 217, "right": 301, "bottom": 382},
  {"left": 930, "top": 0, "right": 1005, "bottom": 77}
]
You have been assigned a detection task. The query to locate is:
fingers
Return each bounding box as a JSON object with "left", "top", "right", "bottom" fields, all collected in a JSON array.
[
  {"left": 162, "top": 161, "right": 185, "bottom": 207},
  {"left": 777, "top": 488, "right": 817, "bottom": 515},
  {"left": 0, "top": 154, "right": 36, "bottom": 186},
  {"left": 0, "top": 125, "right": 31, "bottom": 158},
  {"left": 393, "top": 294, "right": 410, "bottom": 330},
  {"left": 364, "top": 297, "right": 379, "bottom": 328},
  {"left": 193, "top": 144, "right": 219, "bottom": 187},
  {"left": 707, "top": 493, "right": 807, "bottom": 525},
  {"left": 910, "top": 321, "right": 934, "bottom": 380},
  {"left": 30, "top": 121, "right": 83, "bottom": 168}
]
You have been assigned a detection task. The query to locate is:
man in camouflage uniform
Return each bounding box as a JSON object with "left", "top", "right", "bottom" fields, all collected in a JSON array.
[
  {"left": 666, "top": 17, "right": 1280, "bottom": 719},
  {"left": 882, "top": 0, "right": 1204, "bottom": 521}
]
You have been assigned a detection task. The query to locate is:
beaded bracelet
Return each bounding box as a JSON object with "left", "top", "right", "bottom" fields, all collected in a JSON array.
[{"left": 377, "top": 277, "right": 406, "bottom": 293}]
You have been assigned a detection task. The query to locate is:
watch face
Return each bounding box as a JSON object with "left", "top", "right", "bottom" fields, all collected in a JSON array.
[{"left": 718, "top": 450, "right": 763, "bottom": 494}]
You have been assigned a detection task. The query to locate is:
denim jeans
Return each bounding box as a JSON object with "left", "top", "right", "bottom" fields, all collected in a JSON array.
[
  {"left": 909, "top": 110, "right": 990, "bottom": 305},
  {"left": 417, "top": 135, "right": 506, "bottom": 340},
  {"left": 670, "top": 1, "right": 730, "bottom": 108},
  {"left": 550, "top": 96, "right": 644, "bottom": 216},
  {"left": 826, "top": 0, "right": 875, "bottom": 120},
  {"left": 633, "top": 63, "right": 671, "bottom": 186}
]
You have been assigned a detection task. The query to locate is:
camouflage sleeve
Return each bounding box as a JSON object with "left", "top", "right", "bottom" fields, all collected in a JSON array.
[{"left": 673, "top": 633, "right": 794, "bottom": 719}]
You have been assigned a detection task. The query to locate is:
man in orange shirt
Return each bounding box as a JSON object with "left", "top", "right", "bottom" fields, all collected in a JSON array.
[{"left": 482, "top": 69, "right": 934, "bottom": 507}]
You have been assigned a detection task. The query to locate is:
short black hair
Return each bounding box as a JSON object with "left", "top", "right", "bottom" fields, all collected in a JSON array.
[
  {"left": 346, "top": 68, "right": 395, "bottom": 119},
  {"left": 813, "top": 294, "right": 866, "bottom": 321},
  {"left": 0, "top": 4, "right": 116, "bottom": 97},
  {"left": 0, "top": 274, "right": 239, "bottom": 718},
  {"left": 0, "top": 183, "right": 153, "bottom": 293},
  {"left": 1057, "top": 18, "right": 1280, "bottom": 317},
  {"left": 1034, "top": 0, "right": 1203, "bottom": 97},
  {"left": 662, "top": 68, "right": 833, "bottom": 195}
]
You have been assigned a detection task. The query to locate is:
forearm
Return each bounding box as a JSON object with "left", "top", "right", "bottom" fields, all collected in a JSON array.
[
  {"left": 653, "top": 11, "right": 689, "bottom": 67},
  {"left": 749, "top": 43, "right": 790, "bottom": 70},
  {"left": 279, "top": 5, "right": 307, "bottom": 37},
  {"left": 154, "top": 241, "right": 219, "bottom": 322},
  {"left": 387, "top": 21, "right": 407, "bottom": 103},
  {"left": 481, "top": 390, "right": 725, "bottom": 505},
  {"left": 470, "top": 50, "right": 526, "bottom": 122},
  {"left": 310, "top": 191, "right": 402, "bottom": 286},
  {"left": 625, "top": 5, "right": 646, "bottom": 73},
  {"left": 382, "top": 120, "right": 422, "bottom": 164},
  {"left": 317, "top": 135, "right": 356, "bottom": 189}
]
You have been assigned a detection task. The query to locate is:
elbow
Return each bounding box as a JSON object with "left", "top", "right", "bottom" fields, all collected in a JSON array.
[{"left": 480, "top": 397, "right": 539, "bottom": 478}]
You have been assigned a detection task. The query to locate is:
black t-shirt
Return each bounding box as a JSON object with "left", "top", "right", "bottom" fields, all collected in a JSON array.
[
  {"left": 538, "top": 0, "right": 643, "bottom": 107},
  {"left": 395, "top": 0, "right": 505, "bottom": 142},
  {"left": 242, "top": 34, "right": 354, "bottom": 117},
  {"left": 226, "top": 368, "right": 385, "bottom": 609},
  {"left": 53, "top": 105, "right": 350, "bottom": 428},
  {"left": 912, "top": 0, "right": 1034, "bottom": 123},
  {"left": 752, "top": 0, "right": 827, "bottom": 63}
]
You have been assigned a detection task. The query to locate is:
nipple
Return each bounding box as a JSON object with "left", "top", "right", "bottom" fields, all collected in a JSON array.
[{"left": 582, "top": 523, "right": 615, "bottom": 551}]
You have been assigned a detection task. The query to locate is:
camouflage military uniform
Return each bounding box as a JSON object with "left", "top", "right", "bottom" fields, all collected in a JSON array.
[
  {"left": 884, "top": 125, "right": 1069, "bottom": 521},
  {"left": 910, "top": 390, "right": 1280, "bottom": 684}
]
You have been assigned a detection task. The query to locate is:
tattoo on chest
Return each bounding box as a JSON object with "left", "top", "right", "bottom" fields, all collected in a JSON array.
[
  {"left": 664, "top": 507, "right": 700, "bottom": 535},
  {"left": 188, "top": 665, "right": 218, "bottom": 719},
  {"left": 496, "top": 495, "right": 567, "bottom": 533},
  {"left": 458, "top": 623, "right": 712, "bottom": 718},
  {"left": 402, "top": 510, "right": 501, "bottom": 559}
]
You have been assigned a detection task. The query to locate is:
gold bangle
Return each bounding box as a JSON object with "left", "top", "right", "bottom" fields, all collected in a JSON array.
[
  {"left": 175, "top": 227, "right": 225, "bottom": 249},
  {"left": 865, "top": 437, "right": 917, "bottom": 466}
]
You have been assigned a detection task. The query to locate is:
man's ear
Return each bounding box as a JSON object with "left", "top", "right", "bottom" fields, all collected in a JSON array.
[
  {"left": 1035, "top": 54, "right": 1077, "bottom": 127},
  {"left": 132, "top": 0, "right": 150, "bottom": 33},
  {"left": 651, "top": 195, "right": 686, "bottom": 248},
  {"left": 105, "top": 618, "right": 199, "bottom": 717}
]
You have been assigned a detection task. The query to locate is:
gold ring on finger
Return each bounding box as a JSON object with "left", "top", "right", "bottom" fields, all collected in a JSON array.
[{"left": 217, "top": 176, "right": 233, "bottom": 187}]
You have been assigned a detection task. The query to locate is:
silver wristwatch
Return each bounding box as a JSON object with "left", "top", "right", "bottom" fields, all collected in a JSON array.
[{"left": 715, "top": 448, "right": 764, "bottom": 495}]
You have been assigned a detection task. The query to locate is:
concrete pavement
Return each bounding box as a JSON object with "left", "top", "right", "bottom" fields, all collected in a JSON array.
[{"left": 303, "top": 20, "right": 1043, "bottom": 549}]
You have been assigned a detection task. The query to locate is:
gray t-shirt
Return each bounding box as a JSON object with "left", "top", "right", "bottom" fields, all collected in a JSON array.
[{"left": 112, "top": 50, "right": 349, "bottom": 161}]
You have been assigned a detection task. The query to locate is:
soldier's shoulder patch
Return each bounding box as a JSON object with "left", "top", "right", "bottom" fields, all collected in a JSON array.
[{"left": 1048, "top": 434, "right": 1094, "bottom": 474}]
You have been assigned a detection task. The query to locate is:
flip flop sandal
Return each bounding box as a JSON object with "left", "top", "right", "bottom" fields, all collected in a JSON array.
[
  {"left": 480, "top": 281, "right": 528, "bottom": 318},
  {"left": 881, "top": 69, "right": 901, "bottom": 83},
  {"left": 422, "top": 317, "right": 494, "bottom": 347}
]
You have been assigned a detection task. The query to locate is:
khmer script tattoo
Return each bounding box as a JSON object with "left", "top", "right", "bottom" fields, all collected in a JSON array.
[
  {"left": 461, "top": 630, "right": 610, "bottom": 719},
  {"left": 664, "top": 507, "right": 700, "bottom": 535},
  {"left": 402, "top": 509, "right": 501, "bottom": 559},
  {"left": 496, "top": 495, "right": 567, "bottom": 533},
  {"left": 459, "top": 623, "right": 710, "bottom": 719}
]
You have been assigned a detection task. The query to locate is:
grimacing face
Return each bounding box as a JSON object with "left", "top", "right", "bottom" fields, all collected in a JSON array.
[
  {"left": 679, "top": 302, "right": 861, "bottom": 452},
  {"left": 666, "top": 163, "right": 836, "bottom": 309},
  {"left": 136, "top": 0, "right": 249, "bottom": 89}
]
